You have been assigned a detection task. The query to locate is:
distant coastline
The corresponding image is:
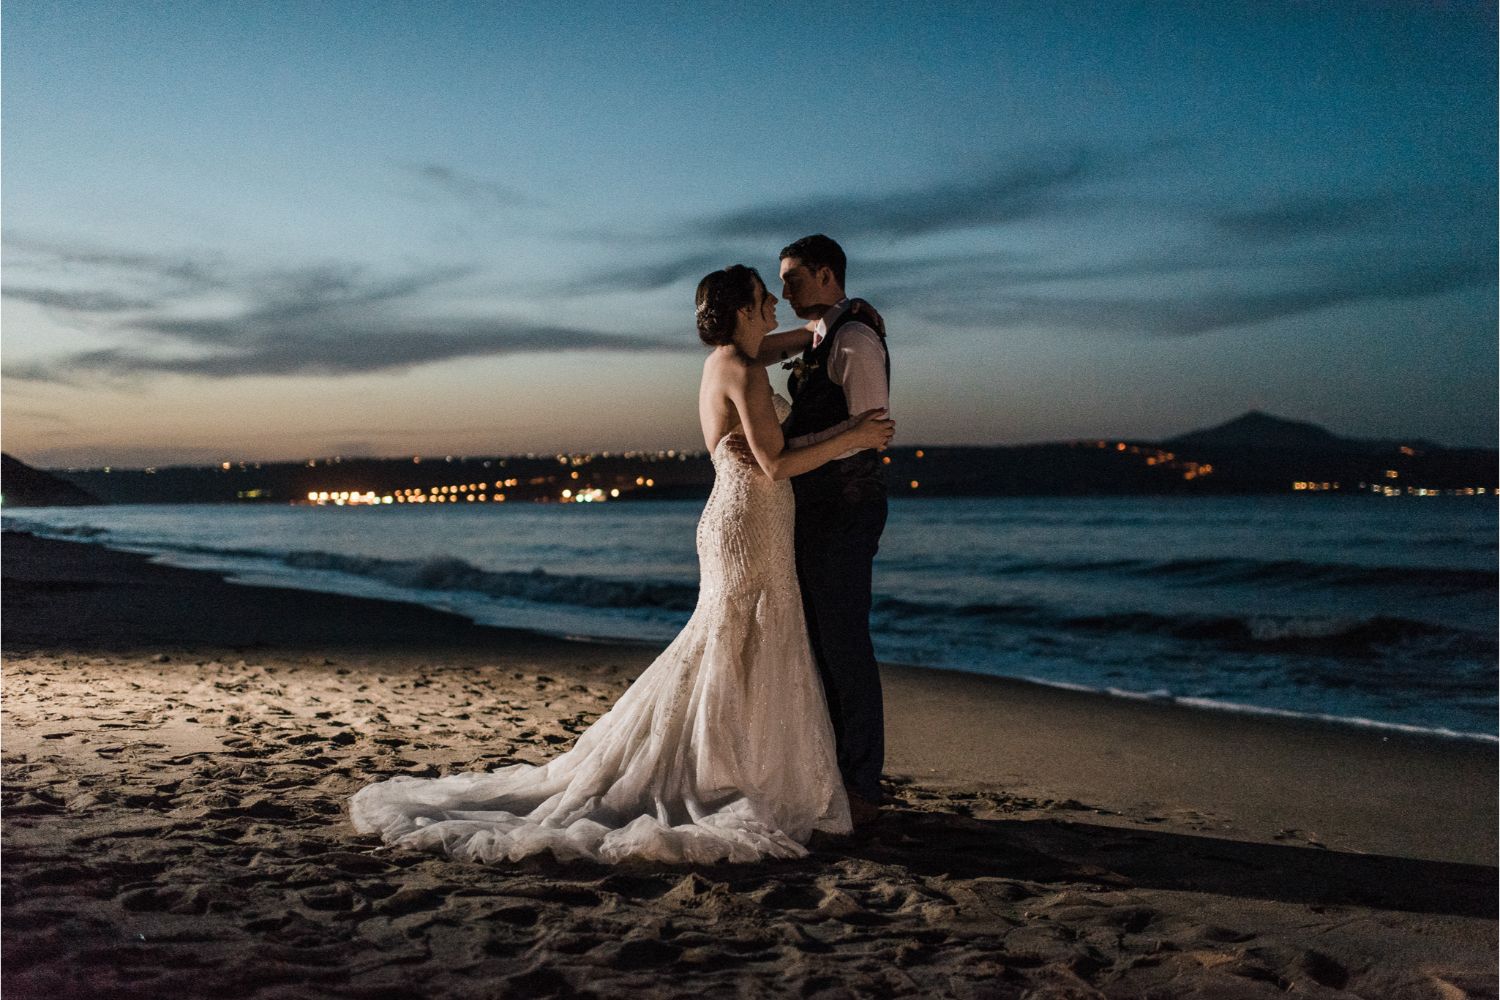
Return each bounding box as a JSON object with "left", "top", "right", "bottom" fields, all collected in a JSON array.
[{"left": 6, "top": 412, "right": 1495, "bottom": 507}]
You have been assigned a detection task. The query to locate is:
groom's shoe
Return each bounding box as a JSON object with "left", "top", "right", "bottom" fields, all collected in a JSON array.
[{"left": 845, "top": 789, "right": 881, "bottom": 830}]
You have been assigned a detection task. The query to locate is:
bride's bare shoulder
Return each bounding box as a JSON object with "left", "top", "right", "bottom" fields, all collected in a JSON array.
[{"left": 702, "top": 347, "right": 752, "bottom": 383}]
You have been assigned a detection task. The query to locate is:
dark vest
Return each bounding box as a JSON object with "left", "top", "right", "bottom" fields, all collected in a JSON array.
[{"left": 783, "top": 301, "right": 890, "bottom": 499}]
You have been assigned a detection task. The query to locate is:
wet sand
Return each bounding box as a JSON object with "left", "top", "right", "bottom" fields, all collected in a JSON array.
[{"left": 3, "top": 531, "right": 1495, "bottom": 999}]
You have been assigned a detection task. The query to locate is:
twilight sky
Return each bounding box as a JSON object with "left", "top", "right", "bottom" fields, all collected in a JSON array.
[{"left": 3, "top": 1, "right": 1495, "bottom": 467}]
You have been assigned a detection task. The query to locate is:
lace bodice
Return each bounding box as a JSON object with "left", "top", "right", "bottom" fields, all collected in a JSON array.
[{"left": 702, "top": 393, "right": 795, "bottom": 599}]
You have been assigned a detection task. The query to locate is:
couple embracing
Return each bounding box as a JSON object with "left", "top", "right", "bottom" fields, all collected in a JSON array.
[{"left": 351, "top": 235, "right": 895, "bottom": 864}]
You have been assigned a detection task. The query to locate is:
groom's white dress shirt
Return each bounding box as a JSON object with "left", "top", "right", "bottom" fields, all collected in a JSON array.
[{"left": 787, "top": 298, "right": 890, "bottom": 460}]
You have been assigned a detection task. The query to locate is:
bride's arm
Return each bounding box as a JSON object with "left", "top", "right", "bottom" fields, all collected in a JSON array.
[
  {"left": 751, "top": 326, "right": 814, "bottom": 367},
  {"left": 750, "top": 299, "right": 882, "bottom": 366},
  {"left": 728, "top": 365, "right": 893, "bottom": 482}
]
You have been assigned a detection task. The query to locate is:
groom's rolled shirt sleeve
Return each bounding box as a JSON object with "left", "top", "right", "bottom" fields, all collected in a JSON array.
[
  {"left": 786, "top": 321, "right": 890, "bottom": 460},
  {"left": 833, "top": 323, "right": 890, "bottom": 419}
]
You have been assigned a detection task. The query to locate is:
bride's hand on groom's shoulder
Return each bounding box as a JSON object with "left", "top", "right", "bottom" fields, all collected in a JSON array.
[{"left": 846, "top": 299, "right": 885, "bottom": 337}]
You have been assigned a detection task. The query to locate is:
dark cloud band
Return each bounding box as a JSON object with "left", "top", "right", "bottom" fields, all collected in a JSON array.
[
  {"left": 22, "top": 323, "right": 683, "bottom": 380},
  {"left": 1, "top": 286, "right": 157, "bottom": 312},
  {"left": 697, "top": 148, "right": 1095, "bottom": 241}
]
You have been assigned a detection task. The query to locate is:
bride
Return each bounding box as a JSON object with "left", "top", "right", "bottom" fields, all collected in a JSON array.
[{"left": 349, "top": 264, "right": 895, "bottom": 864}]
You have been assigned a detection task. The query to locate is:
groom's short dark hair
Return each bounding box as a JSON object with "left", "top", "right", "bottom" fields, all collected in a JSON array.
[{"left": 780, "top": 234, "right": 846, "bottom": 289}]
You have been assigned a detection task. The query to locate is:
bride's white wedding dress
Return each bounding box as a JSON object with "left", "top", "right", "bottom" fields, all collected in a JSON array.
[{"left": 350, "top": 394, "right": 851, "bottom": 864}]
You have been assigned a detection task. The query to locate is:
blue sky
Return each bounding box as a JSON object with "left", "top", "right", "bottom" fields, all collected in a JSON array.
[{"left": 3, "top": 1, "right": 1495, "bottom": 466}]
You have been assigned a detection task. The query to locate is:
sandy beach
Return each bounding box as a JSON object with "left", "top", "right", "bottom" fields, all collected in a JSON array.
[{"left": 3, "top": 530, "right": 1495, "bottom": 999}]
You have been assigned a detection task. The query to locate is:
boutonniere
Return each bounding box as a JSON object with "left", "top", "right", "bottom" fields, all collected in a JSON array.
[{"left": 782, "top": 356, "right": 820, "bottom": 381}]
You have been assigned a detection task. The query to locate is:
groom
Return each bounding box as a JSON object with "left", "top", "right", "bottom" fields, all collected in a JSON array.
[{"left": 777, "top": 234, "right": 891, "bottom": 828}]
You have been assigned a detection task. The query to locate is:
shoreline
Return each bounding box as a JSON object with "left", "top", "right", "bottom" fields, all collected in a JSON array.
[
  {"left": 7, "top": 526, "right": 1495, "bottom": 747},
  {"left": 4, "top": 529, "right": 1495, "bottom": 997},
  {"left": 5, "top": 529, "right": 1495, "bottom": 865}
]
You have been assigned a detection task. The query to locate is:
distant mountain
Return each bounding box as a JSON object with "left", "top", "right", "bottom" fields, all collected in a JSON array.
[
  {"left": 1164, "top": 411, "right": 1436, "bottom": 454},
  {"left": 1, "top": 453, "right": 103, "bottom": 507},
  {"left": 1164, "top": 411, "right": 1344, "bottom": 450}
]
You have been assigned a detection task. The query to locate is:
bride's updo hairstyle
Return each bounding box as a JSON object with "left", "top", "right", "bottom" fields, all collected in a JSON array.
[{"left": 695, "top": 264, "right": 762, "bottom": 347}]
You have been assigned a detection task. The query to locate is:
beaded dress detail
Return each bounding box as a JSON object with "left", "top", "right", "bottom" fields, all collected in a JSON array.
[{"left": 350, "top": 394, "right": 851, "bottom": 863}]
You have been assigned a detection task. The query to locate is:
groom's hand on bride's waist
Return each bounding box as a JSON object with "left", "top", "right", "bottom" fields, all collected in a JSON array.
[{"left": 724, "top": 435, "right": 755, "bottom": 463}]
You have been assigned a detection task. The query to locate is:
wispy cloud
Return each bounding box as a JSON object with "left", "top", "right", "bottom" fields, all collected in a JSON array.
[
  {"left": 10, "top": 163, "right": 1491, "bottom": 385},
  {"left": 808, "top": 177, "right": 1495, "bottom": 337},
  {"left": 856, "top": 250, "right": 1245, "bottom": 298},
  {"left": 909, "top": 257, "right": 1495, "bottom": 337},
  {"left": 560, "top": 252, "right": 733, "bottom": 293},
  {"left": 3, "top": 255, "right": 686, "bottom": 383},
  {"left": 220, "top": 263, "right": 477, "bottom": 328},
  {"left": 1, "top": 237, "right": 232, "bottom": 318},
  {"left": 566, "top": 148, "right": 1140, "bottom": 290},
  {"left": 697, "top": 148, "right": 1100, "bottom": 241},
  {"left": 2, "top": 407, "right": 76, "bottom": 426},
  {"left": 1211, "top": 192, "right": 1400, "bottom": 240},
  {"left": 1, "top": 286, "right": 157, "bottom": 312},
  {"left": 3, "top": 236, "right": 230, "bottom": 290},
  {"left": 20, "top": 322, "right": 679, "bottom": 380},
  {"left": 400, "top": 162, "right": 533, "bottom": 211}
]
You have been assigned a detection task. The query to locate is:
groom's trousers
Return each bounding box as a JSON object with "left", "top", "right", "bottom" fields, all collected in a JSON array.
[{"left": 793, "top": 485, "right": 888, "bottom": 805}]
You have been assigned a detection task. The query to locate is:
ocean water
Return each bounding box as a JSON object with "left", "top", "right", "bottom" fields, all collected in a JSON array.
[{"left": 6, "top": 496, "right": 1495, "bottom": 740}]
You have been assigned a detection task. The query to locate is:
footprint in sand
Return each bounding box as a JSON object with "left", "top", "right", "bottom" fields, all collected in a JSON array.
[
  {"left": 751, "top": 882, "right": 822, "bottom": 911},
  {"left": 477, "top": 901, "right": 543, "bottom": 928},
  {"left": 814, "top": 887, "right": 888, "bottom": 926},
  {"left": 1188, "top": 923, "right": 1257, "bottom": 944},
  {"left": 595, "top": 873, "right": 672, "bottom": 901},
  {"left": 364, "top": 884, "right": 437, "bottom": 916},
  {"left": 117, "top": 884, "right": 185, "bottom": 913},
  {"left": 585, "top": 937, "right": 682, "bottom": 970},
  {"left": 298, "top": 882, "right": 357, "bottom": 912}
]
